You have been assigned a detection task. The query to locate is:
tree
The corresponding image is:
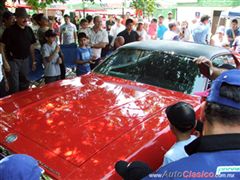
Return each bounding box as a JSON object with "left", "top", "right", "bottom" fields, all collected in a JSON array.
[
  {"left": 0, "top": 0, "right": 97, "bottom": 11},
  {"left": 132, "top": 0, "right": 156, "bottom": 18}
]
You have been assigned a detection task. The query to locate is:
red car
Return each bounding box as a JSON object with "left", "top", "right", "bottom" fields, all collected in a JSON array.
[{"left": 0, "top": 41, "right": 239, "bottom": 179}]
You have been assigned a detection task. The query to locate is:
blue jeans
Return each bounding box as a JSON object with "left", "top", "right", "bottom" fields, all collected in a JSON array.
[{"left": 0, "top": 78, "right": 7, "bottom": 98}]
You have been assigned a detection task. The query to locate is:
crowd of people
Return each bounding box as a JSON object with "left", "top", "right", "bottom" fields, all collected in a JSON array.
[{"left": 0, "top": 7, "right": 240, "bottom": 98}]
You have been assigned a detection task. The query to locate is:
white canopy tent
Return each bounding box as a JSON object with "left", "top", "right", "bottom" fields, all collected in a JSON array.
[{"left": 220, "top": 6, "right": 240, "bottom": 18}]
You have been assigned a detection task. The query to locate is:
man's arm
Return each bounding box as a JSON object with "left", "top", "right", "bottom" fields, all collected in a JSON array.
[
  {"left": 74, "top": 25, "right": 77, "bottom": 43},
  {"left": 30, "top": 44, "right": 36, "bottom": 71},
  {"left": 91, "top": 42, "right": 108, "bottom": 49},
  {"left": 194, "top": 56, "right": 227, "bottom": 80},
  {"left": 43, "top": 45, "right": 60, "bottom": 62},
  {"left": 59, "top": 27, "right": 63, "bottom": 44},
  {"left": 2, "top": 66, "right": 9, "bottom": 92},
  {"left": 0, "top": 43, "right": 10, "bottom": 72}
]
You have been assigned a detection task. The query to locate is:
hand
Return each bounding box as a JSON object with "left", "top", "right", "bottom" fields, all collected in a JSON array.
[
  {"left": 193, "top": 56, "right": 213, "bottom": 78},
  {"left": 89, "top": 60, "right": 95, "bottom": 64},
  {"left": 57, "top": 57, "right": 62, "bottom": 64},
  {"left": 4, "top": 62, "right": 10, "bottom": 72},
  {"left": 55, "top": 45, "right": 60, "bottom": 53},
  {"left": 32, "top": 63, "right": 36, "bottom": 71},
  {"left": 91, "top": 56, "right": 97, "bottom": 61},
  {"left": 193, "top": 56, "right": 213, "bottom": 68}
]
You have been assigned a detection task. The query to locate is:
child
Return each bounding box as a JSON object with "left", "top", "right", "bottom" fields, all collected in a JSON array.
[
  {"left": 76, "top": 32, "right": 95, "bottom": 76},
  {"left": 42, "top": 30, "right": 62, "bottom": 84},
  {"left": 78, "top": 19, "right": 91, "bottom": 37},
  {"left": 161, "top": 101, "right": 197, "bottom": 166}
]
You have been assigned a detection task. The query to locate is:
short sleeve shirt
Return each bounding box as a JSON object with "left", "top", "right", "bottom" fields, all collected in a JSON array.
[
  {"left": 60, "top": 23, "right": 77, "bottom": 44},
  {"left": 117, "top": 29, "right": 139, "bottom": 44},
  {"left": 78, "top": 27, "right": 91, "bottom": 38},
  {"left": 41, "top": 41, "right": 60, "bottom": 77},
  {"left": 88, "top": 28, "right": 109, "bottom": 58},
  {"left": 163, "top": 30, "right": 179, "bottom": 41},
  {"left": 1, "top": 24, "right": 36, "bottom": 59},
  {"left": 161, "top": 135, "right": 197, "bottom": 167},
  {"left": 226, "top": 28, "right": 240, "bottom": 47},
  {"left": 76, "top": 47, "right": 92, "bottom": 75},
  {"left": 192, "top": 23, "right": 209, "bottom": 44}
]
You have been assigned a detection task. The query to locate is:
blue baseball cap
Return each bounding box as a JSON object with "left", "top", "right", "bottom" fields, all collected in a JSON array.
[
  {"left": 207, "top": 69, "right": 240, "bottom": 109},
  {"left": 0, "top": 154, "right": 43, "bottom": 180}
]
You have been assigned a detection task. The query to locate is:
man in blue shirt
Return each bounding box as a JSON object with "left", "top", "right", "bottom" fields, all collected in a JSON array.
[
  {"left": 226, "top": 19, "right": 240, "bottom": 47},
  {"left": 157, "top": 15, "right": 167, "bottom": 40},
  {"left": 192, "top": 15, "right": 210, "bottom": 44}
]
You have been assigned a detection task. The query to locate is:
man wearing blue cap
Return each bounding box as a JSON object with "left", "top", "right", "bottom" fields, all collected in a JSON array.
[
  {"left": 144, "top": 69, "right": 240, "bottom": 179},
  {"left": 0, "top": 154, "right": 43, "bottom": 180}
]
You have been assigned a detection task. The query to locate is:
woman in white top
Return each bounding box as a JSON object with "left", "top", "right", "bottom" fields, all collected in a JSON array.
[
  {"left": 179, "top": 21, "right": 192, "bottom": 42},
  {"left": 136, "top": 21, "right": 149, "bottom": 41},
  {"left": 210, "top": 26, "right": 229, "bottom": 48}
]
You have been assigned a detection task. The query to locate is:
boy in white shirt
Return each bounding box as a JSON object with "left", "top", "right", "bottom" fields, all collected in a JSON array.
[
  {"left": 42, "top": 30, "right": 62, "bottom": 84},
  {"left": 161, "top": 102, "right": 197, "bottom": 166}
]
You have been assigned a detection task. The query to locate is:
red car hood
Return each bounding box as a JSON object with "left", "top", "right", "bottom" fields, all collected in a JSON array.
[{"left": 0, "top": 73, "right": 201, "bottom": 179}]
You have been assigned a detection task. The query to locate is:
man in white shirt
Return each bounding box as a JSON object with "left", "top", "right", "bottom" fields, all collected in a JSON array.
[
  {"left": 165, "top": 11, "right": 176, "bottom": 29},
  {"left": 88, "top": 16, "right": 109, "bottom": 69},
  {"left": 60, "top": 14, "right": 77, "bottom": 45},
  {"left": 110, "top": 17, "right": 125, "bottom": 39},
  {"left": 163, "top": 22, "right": 179, "bottom": 41},
  {"left": 161, "top": 102, "right": 197, "bottom": 167}
]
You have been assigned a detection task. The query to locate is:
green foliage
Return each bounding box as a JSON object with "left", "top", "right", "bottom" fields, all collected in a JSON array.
[
  {"left": 10, "top": 0, "right": 65, "bottom": 10},
  {"left": 10, "top": 0, "right": 97, "bottom": 10},
  {"left": 131, "top": 0, "right": 156, "bottom": 17}
]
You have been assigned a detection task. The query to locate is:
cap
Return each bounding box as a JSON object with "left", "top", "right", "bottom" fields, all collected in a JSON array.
[
  {"left": 168, "top": 22, "right": 177, "bottom": 29},
  {"left": 168, "top": 11, "right": 173, "bottom": 15},
  {"left": 45, "top": 29, "right": 57, "bottom": 37},
  {"left": 207, "top": 69, "right": 240, "bottom": 109},
  {"left": 15, "top": 8, "right": 28, "bottom": 18},
  {"left": 2, "top": 11, "right": 14, "bottom": 20},
  {"left": 0, "top": 154, "right": 43, "bottom": 180},
  {"left": 166, "top": 102, "right": 196, "bottom": 132},
  {"left": 64, "top": 14, "right": 70, "bottom": 18},
  {"left": 137, "top": 19, "right": 144, "bottom": 24},
  {"left": 200, "top": 15, "right": 210, "bottom": 23},
  {"left": 115, "top": 160, "right": 152, "bottom": 180},
  {"left": 216, "top": 26, "right": 225, "bottom": 34}
]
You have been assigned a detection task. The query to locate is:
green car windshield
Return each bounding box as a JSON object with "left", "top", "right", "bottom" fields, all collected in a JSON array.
[{"left": 94, "top": 49, "right": 206, "bottom": 95}]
